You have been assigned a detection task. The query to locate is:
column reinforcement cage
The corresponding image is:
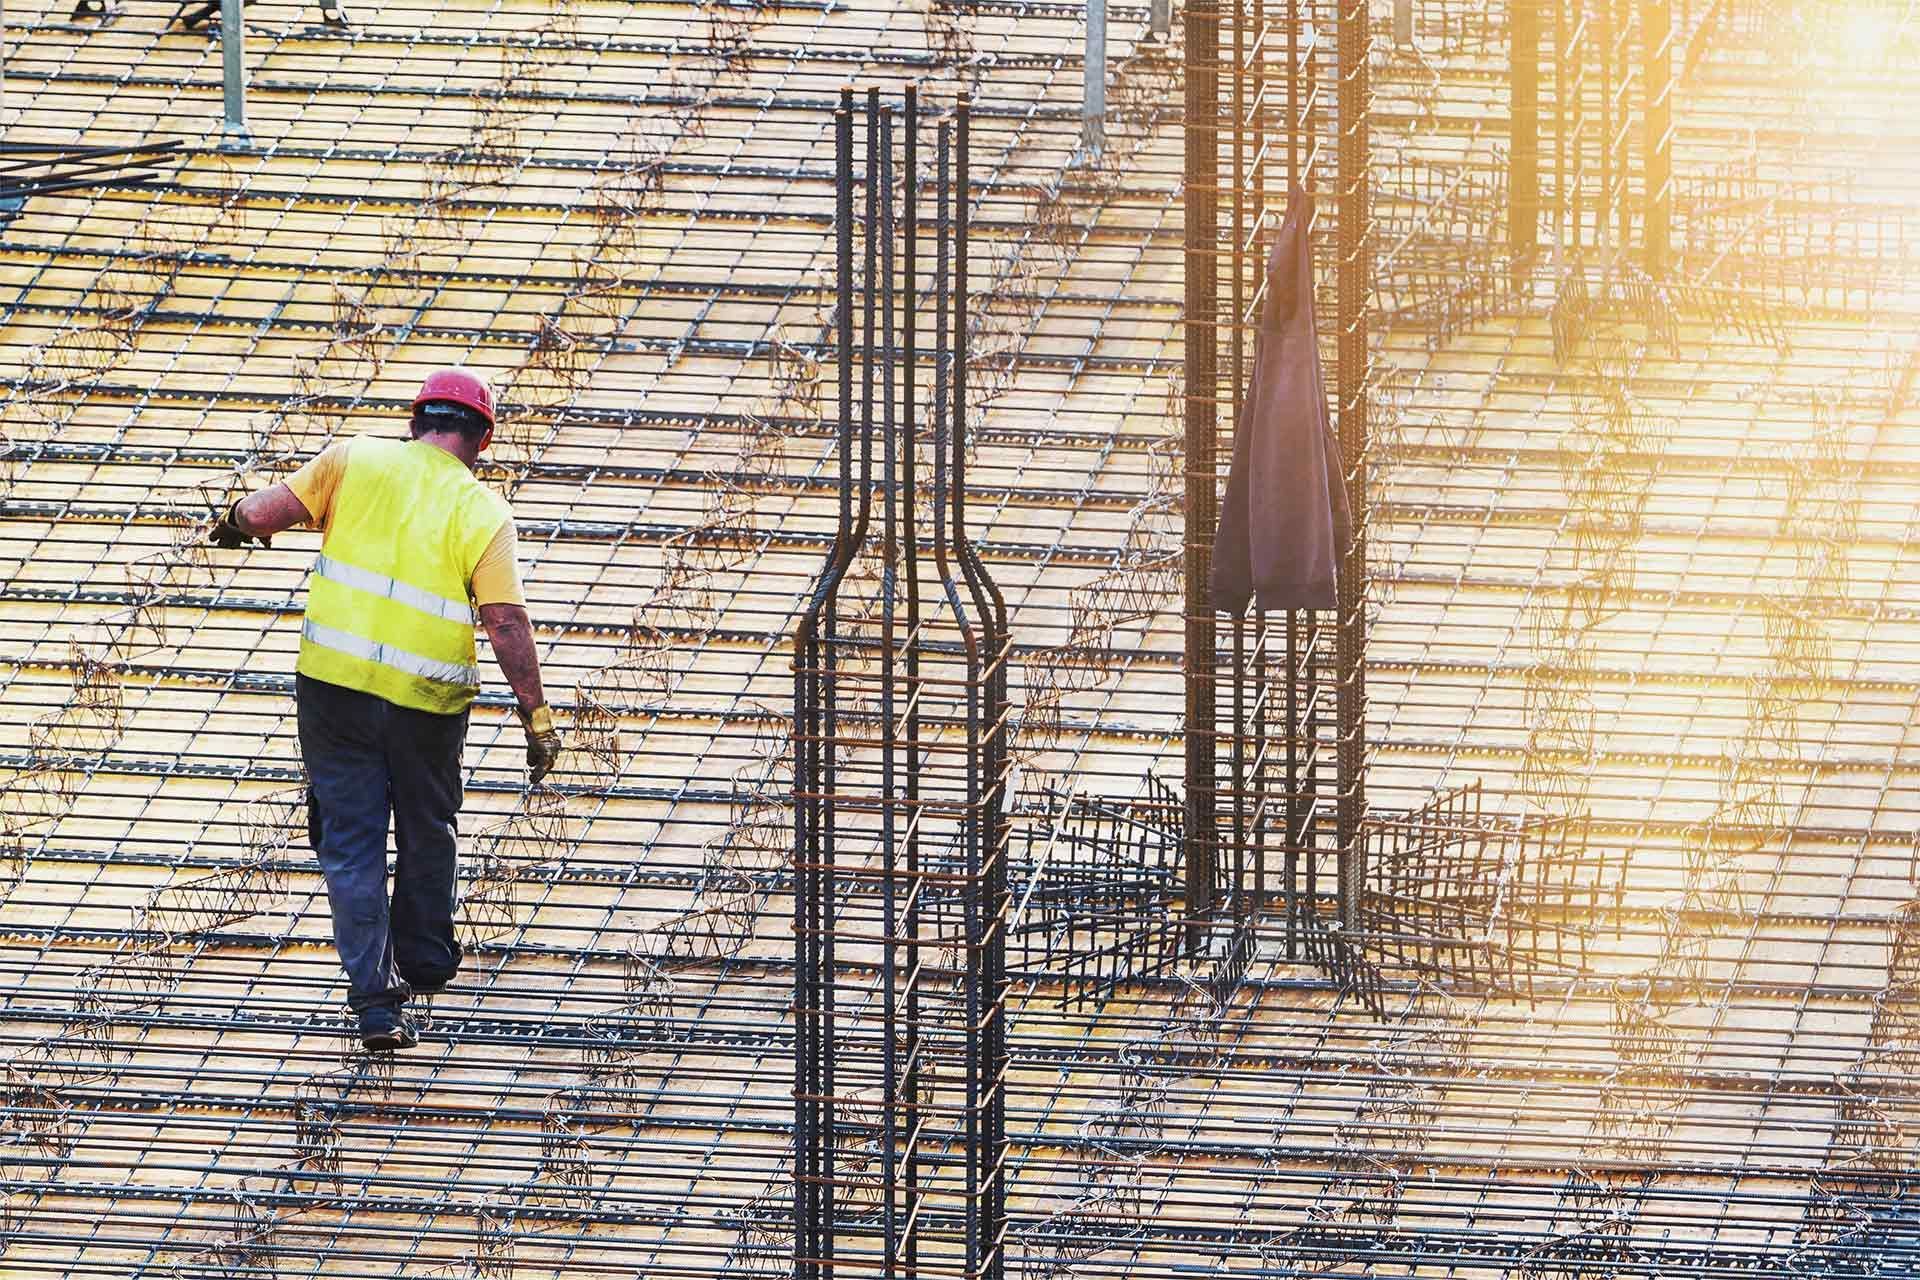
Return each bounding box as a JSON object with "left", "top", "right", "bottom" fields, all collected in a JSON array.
[
  {"left": 791, "top": 87, "right": 1013, "bottom": 1280},
  {"left": 1183, "top": 0, "right": 1373, "bottom": 951}
]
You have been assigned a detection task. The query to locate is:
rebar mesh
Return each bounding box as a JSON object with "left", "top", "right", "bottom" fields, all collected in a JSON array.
[{"left": 0, "top": 0, "right": 1915, "bottom": 1276}]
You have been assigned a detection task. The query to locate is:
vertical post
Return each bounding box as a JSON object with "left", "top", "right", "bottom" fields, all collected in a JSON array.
[
  {"left": 1082, "top": 0, "right": 1108, "bottom": 164},
  {"left": 1149, "top": 0, "right": 1173, "bottom": 43},
  {"left": 1511, "top": 0, "right": 1541, "bottom": 264},
  {"left": 1643, "top": 0, "right": 1672, "bottom": 274},
  {"left": 1183, "top": 0, "right": 1220, "bottom": 939},
  {"left": 1334, "top": 0, "right": 1368, "bottom": 929},
  {"left": 1612, "top": 0, "right": 1633, "bottom": 256},
  {"left": 1283, "top": 0, "right": 1301, "bottom": 957},
  {"left": 1286, "top": 0, "right": 1298, "bottom": 183},
  {"left": 958, "top": 91, "right": 986, "bottom": 1280},
  {"left": 220, "top": 0, "right": 250, "bottom": 148},
  {"left": 1229, "top": 0, "right": 1248, "bottom": 933},
  {"left": 825, "top": 92, "right": 856, "bottom": 1280},
  {"left": 1597, "top": 0, "right": 1611, "bottom": 263},
  {"left": 876, "top": 92, "right": 898, "bottom": 1280},
  {"left": 1250, "top": 0, "right": 1268, "bottom": 918},
  {"left": 1554, "top": 0, "right": 1568, "bottom": 248},
  {"left": 1394, "top": 0, "right": 1413, "bottom": 46},
  {"left": 899, "top": 85, "right": 923, "bottom": 1280}
]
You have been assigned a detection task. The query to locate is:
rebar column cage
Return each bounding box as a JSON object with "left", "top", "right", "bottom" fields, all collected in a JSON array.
[
  {"left": 1184, "top": 0, "right": 1372, "bottom": 950},
  {"left": 792, "top": 88, "right": 1012, "bottom": 1280},
  {"left": 1512, "top": 0, "right": 1682, "bottom": 273}
]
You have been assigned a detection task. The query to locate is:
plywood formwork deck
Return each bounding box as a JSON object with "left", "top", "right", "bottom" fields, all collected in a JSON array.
[{"left": 0, "top": 0, "right": 1917, "bottom": 1276}]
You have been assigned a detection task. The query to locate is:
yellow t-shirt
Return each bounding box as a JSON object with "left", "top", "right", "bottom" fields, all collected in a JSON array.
[{"left": 285, "top": 440, "right": 526, "bottom": 608}]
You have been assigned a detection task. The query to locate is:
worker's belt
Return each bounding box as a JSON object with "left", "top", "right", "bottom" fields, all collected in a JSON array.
[
  {"left": 316, "top": 554, "right": 475, "bottom": 623},
  {"left": 301, "top": 618, "right": 480, "bottom": 688}
]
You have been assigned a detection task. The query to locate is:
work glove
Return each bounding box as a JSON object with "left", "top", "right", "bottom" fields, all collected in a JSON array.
[
  {"left": 209, "top": 500, "right": 269, "bottom": 550},
  {"left": 518, "top": 704, "right": 563, "bottom": 786}
]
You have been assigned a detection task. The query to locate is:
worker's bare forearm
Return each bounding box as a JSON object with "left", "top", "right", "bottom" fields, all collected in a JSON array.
[
  {"left": 479, "top": 602, "right": 548, "bottom": 711},
  {"left": 234, "top": 484, "right": 313, "bottom": 537}
]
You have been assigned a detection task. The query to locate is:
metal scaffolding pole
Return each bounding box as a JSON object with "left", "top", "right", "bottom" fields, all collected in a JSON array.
[
  {"left": 221, "top": 0, "right": 250, "bottom": 147},
  {"left": 1081, "top": 0, "right": 1108, "bottom": 164}
]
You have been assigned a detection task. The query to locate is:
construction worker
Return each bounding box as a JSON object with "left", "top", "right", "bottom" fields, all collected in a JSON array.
[{"left": 211, "top": 368, "right": 563, "bottom": 1051}]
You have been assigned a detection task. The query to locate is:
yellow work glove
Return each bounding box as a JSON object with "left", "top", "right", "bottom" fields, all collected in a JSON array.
[{"left": 518, "top": 704, "right": 563, "bottom": 785}]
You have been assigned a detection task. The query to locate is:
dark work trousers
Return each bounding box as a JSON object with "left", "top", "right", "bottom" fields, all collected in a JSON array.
[{"left": 296, "top": 673, "right": 468, "bottom": 1015}]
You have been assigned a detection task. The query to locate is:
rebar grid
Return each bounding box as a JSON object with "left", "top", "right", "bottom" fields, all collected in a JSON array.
[{"left": 0, "top": 0, "right": 1915, "bottom": 1276}]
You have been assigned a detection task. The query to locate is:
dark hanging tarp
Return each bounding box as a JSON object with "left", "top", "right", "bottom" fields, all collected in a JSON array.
[{"left": 1210, "top": 181, "right": 1350, "bottom": 614}]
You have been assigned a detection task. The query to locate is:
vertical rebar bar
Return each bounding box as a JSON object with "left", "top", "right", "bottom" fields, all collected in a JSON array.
[
  {"left": 820, "top": 88, "right": 856, "bottom": 1280},
  {"left": 949, "top": 98, "right": 1009, "bottom": 1280},
  {"left": 1335, "top": 0, "right": 1369, "bottom": 928},
  {"left": 934, "top": 119, "right": 957, "bottom": 1280},
  {"left": 936, "top": 126, "right": 950, "bottom": 596},
  {"left": 1561, "top": 0, "right": 1580, "bottom": 253},
  {"left": 876, "top": 90, "right": 899, "bottom": 1280},
  {"left": 1183, "top": 0, "right": 1220, "bottom": 943},
  {"left": 1283, "top": 0, "right": 1302, "bottom": 959},
  {"left": 1229, "top": 0, "right": 1249, "bottom": 934},
  {"left": 1250, "top": 0, "right": 1269, "bottom": 920},
  {"left": 1598, "top": 0, "right": 1612, "bottom": 263},
  {"left": 791, "top": 87, "right": 858, "bottom": 1280},
  {"left": 953, "top": 97, "right": 984, "bottom": 1280},
  {"left": 1553, "top": 0, "right": 1564, "bottom": 248},
  {"left": 900, "top": 86, "right": 923, "bottom": 1280},
  {"left": 1612, "top": 0, "right": 1633, "bottom": 258},
  {"left": 1512, "top": 0, "right": 1541, "bottom": 264},
  {"left": 1287, "top": 0, "right": 1299, "bottom": 182},
  {"left": 837, "top": 91, "right": 884, "bottom": 1274},
  {"left": 1644, "top": 0, "right": 1673, "bottom": 274},
  {"left": 1302, "top": 4, "right": 1324, "bottom": 940}
]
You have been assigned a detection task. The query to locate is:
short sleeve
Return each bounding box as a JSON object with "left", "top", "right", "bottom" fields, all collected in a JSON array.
[
  {"left": 283, "top": 441, "right": 351, "bottom": 532},
  {"left": 469, "top": 519, "right": 525, "bottom": 608}
]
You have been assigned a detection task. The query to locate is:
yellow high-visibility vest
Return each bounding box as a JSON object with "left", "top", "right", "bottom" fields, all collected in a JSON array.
[{"left": 297, "top": 436, "right": 510, "bottom": 715}]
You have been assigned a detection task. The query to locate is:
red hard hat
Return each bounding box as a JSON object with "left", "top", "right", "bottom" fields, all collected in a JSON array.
[{"left": 412, "top": 367, "right": 496, "bottom": 428}]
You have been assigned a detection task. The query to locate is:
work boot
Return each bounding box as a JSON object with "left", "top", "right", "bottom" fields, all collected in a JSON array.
[{"left": 359, "top": 1006, "right": 418, "bottom": 1053}]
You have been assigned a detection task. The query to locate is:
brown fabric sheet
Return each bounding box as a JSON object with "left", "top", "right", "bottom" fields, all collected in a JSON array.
[{"left": 1210, "top": 181, "right": 1351, "bottom": 614}]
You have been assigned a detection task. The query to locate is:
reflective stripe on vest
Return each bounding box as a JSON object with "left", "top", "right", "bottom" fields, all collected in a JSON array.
[
  {"left": 315, "top": 554, "right": 474, "bottom": 624},
  {"left": 302, "top": 618, "right": 481, "bottom": 689}
]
